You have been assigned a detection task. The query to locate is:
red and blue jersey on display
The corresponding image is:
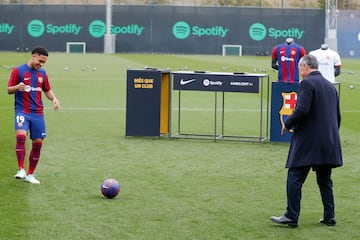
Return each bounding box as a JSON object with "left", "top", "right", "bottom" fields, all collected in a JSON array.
[
  {"left": 272, "top": 43, "right": 306, "bottom": 83},
  {"left": 8, "top": 64, "right": 51, "bottom": 115}
]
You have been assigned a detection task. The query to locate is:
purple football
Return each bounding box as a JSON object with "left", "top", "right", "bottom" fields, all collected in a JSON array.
[{"left": 101, "top": 179, "right": 120, "bottom": 198}]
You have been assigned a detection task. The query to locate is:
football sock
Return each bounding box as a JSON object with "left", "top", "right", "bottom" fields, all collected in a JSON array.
[
  {"left": 28, "top": 142, "right": 42, "bottom": 175},
  {"left": 15, "top": 134, "right": 26, "bottom": 169}
]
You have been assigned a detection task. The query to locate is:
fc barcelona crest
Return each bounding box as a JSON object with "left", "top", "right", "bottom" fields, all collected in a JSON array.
[{"left": 279, "top": 92, "right": 297, "bottom": 129}]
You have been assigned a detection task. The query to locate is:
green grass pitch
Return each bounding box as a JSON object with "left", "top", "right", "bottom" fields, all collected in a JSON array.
[{"left": 0, "top": 52, "right": 359, "bottom": 239}]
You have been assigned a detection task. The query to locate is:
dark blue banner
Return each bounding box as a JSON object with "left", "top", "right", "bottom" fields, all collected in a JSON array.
[
  {"left": 126, "top": 69, "right": 163, "bottom": 136},
  {"left": 0, "top": 5, "right": 325, "bottom": 54},
  {"left": 172, "top": 71, "right": 263, "bottom": 93}
]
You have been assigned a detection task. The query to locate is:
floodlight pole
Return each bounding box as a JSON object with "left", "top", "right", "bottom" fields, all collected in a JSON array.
[
  {"left": 104, "top": 0, "right": 115, "bottom": 54},
  {"left": 325, "top": 0, "right": 338, "bottom": 51}
]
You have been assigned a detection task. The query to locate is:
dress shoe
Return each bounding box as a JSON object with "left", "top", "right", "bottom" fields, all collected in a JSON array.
[
  {"left": 270, "top": 215, "right": 298, "bottom": 227},
  {"left": 320, "top": 218, "right": 336, "bottom": 226}
]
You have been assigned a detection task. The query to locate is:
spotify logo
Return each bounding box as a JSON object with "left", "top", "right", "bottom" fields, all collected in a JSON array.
[
  {"left": 249, "top": 22, "right": 304, "bottom": 41},
  {"left": 173, "top": 21, "right": 191, "bottom": 40},
  {"left": 28, "top": 19, "right": 45, "bottom": 37},
  {"left": 89, "top": 20, "right": 106, "bottom": 38},
  {"left": 249, "top": 23, "right": 267, "bottom": 41}
]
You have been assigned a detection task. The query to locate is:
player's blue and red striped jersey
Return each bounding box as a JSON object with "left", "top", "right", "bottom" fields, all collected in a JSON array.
[
  {"left": 272, "top": 43, "right": 306, "bottom": 83},
  {"left": 8, "top": 64, "right": 51, "bottom": 115}
]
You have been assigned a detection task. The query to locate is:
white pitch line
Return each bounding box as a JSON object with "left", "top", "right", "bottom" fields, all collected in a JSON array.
[
  {"left": 0, "top": 106, "right": 359, "bottom": 113},
  {"left": 47, "top": 107, "right": 360, "bottom": 113},
  {"left": 44, "top": 107, "right": 261, "bottom": 112}
]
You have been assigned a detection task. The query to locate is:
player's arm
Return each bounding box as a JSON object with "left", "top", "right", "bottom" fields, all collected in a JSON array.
[
  {"left": 271, "top": 47, "right": 279, "bottom": 70},
  {"left": 284, "top": 81, "right": 313, "bottom": 131},
  {"left": 8, "top": 83, "right": 26, "bottom": 94},
  {"left": 271, "top": 58, "right": 279, "bottom": 70},
  {"left": 300, "top": 47, "right": 307, "bottom": 57},
  {"left": 7, "top": 68, "right": 25, "bottom": 94},
  {"left": 334, "top": 52, "right": 341, "bottom": 77},
  {"left": 44, "top": 89, "right": 60, "bottom": 110},
  {"left": 334, "top": 65, "right": 341, "bottom": 77}
]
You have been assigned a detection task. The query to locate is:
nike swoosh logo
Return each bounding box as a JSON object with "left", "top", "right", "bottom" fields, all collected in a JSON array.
[
  {"left": 180, "top": 78, "right": 196, "bottom": 85},
  {"left": 102, "top": 185, "right": 109, "bottom": 189},
  {"left": 24, "top": 77, "right": 31, "bottom": 81}
]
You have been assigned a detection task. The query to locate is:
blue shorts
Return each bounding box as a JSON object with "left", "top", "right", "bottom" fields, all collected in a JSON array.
[{"left": 14, "top": 112, "right": 46, "bottom": 140}]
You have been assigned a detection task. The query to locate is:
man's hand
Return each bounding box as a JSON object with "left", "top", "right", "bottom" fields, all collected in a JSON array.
[{"left": 281, "top": 122, "right": 288, "bottom": 135}]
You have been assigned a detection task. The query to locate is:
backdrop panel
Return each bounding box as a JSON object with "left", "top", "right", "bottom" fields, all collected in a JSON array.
[{"left": 0, "top": 5, "right": 326, "bottom": 55}]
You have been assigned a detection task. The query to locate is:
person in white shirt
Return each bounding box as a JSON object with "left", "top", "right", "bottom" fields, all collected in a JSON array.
[{"left": 309, "top": 44, "right": 341, "bottom": 83}]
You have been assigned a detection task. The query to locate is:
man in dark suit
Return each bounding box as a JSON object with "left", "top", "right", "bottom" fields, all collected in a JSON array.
[{"left": 270, "top": 55, "right": 343, "bottom": 228}]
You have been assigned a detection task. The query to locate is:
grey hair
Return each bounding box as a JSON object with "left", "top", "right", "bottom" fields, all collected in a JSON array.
[{"left": 299, "top": 55, "right": 318, "bottom": 69}]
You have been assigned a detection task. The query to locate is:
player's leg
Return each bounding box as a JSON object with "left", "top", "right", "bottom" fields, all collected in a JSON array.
[
  {"left": 25, "top": 114, "right": 46, "bottom": 184},
  {"left": 14, "top": 113, "right": 29, "bottom": 179},
  {"left": 28, "top": 138, "right": 43, "bottom": 176}
]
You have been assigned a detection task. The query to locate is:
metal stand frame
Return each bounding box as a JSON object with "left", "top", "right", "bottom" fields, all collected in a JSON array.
[{"left": 170, "top": 75, "right": 270, "bottom": 142}]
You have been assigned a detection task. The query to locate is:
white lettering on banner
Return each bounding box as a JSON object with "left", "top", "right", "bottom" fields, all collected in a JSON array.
[
  {"left": 203, "top": 79, "right": 223, "bottom": 87},
  {"left": 230, "top": 82, "right": 254, "bottom": 87},
  {"left": 180, "top": 78, "right": 196, "bottom": 85}
]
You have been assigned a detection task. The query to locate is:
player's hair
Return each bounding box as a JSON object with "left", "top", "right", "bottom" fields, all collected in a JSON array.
[
  {"left": 31, "top": 46, "right": 49, "bottom": 56},
  {"left": 300, "top": 55, "right": 318, "bottom": 69}
]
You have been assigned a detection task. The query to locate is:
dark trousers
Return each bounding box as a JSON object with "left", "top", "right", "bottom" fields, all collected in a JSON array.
[{"left": 284, "top": 166, "right": 335, "bottom": 222}]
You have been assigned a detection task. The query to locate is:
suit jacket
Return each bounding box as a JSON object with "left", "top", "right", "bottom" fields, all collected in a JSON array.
[{"left": 284, "top": 71, "right": 343, "bottom": 168}]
